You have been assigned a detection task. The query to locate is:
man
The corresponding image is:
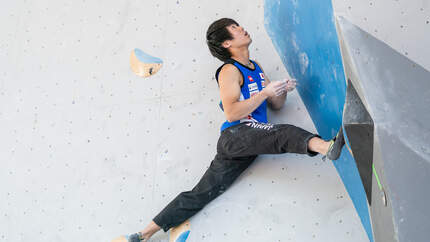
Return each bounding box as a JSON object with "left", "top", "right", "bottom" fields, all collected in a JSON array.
[{"left": 122, "top": 18, "right": 345, "bottom": 242}]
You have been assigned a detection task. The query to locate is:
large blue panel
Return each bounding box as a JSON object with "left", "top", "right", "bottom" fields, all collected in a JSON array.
[{"left": 263, "top": 1, "right": 373, "bottom": 241}]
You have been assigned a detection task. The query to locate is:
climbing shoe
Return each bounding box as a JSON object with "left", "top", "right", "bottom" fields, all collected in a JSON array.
[
  {"left": 125, "top": 233, "right": 142, "bottom": 242},
  {"left": 324, "top": 127, "right": 345, "bottom": 161}
]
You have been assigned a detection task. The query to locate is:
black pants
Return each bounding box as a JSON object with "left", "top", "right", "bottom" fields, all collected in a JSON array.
[{"left": 153, "top": 122, "right": 319, "bottom": 232}]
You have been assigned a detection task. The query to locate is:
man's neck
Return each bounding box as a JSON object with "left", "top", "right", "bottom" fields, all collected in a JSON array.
[{"left": 230, "top": 48, "right": 251, "bottom": 67}]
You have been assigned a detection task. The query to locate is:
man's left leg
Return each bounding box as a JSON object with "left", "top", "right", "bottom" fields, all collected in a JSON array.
[{"left": 134, "top": 154, "right": 257, "bottom": 241}]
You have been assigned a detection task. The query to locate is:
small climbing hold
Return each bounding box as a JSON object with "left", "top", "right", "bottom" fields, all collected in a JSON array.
[
  {"left": 130, "top": 48, "right": 163, "bottom": 77},
  {"left": 170, "top": 220, "right": 190, "bottom": 242}
]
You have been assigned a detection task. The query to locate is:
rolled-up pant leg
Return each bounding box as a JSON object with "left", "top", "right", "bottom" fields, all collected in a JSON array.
[{"left": 153, "top": 122, "right": 319, "bottom": 231}]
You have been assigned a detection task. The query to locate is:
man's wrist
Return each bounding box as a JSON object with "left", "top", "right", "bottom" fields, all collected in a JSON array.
[{"left": 260, "top": 89, "right": 269, "bottom": 99}]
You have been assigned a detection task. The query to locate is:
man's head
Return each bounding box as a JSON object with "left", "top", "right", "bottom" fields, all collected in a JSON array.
[{"left": 206, "top": 18, "right": 252, "bottom": 62}]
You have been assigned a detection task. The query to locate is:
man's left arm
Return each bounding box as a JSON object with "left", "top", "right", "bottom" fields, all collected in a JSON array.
[{"left": 255, "top": 61, "right": 289, "bottom": 110}]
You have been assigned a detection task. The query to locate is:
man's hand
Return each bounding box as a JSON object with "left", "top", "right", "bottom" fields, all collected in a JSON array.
[
  {"left": 266, "top": 78, "right": 296, "bottom": 110},
  {"left": 285, "top": 79, "right": 297, "bottom": 92},
  {"left": 271, "top": 78, "right": 296, "bottom": 95},
  {"left": 263, "top": 80, "right": 288, "bottom": 97}
]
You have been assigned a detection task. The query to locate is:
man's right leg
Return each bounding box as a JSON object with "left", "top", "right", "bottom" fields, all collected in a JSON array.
[
  {"left": 137, "top": 154, "right": 257, "bottom": 240},
  {"left": 218, "top": 122, "right": 344, "bottom": 159}
]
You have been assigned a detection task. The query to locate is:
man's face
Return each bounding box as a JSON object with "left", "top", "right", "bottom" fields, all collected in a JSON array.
[{"left": 223, "top": 23, "right": 252, "bottom": 49}]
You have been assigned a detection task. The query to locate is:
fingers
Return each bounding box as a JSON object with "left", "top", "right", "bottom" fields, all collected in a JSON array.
[
  {"left": 286, "top": 79, "right": 297, "bottom": 86},
  {"left": 285, "top": 79, "right": 297, "bottom": 92},
  {"left": 274, "top": 88, "right": 285, "bottom": 96},
  {"left": 272, "top": 80, "right": 288, "bottom": 87},
  {"left": 265, "top": 79, "right": 298, "bottom": 97},
  {"left": 272, "top": 81, "right": 288, "bottom": 96}
]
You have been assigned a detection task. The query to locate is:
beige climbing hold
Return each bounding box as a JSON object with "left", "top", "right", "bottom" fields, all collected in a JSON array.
[
  {"left": 169, "top": 220, "right": 191, "bottom": 242},
  {"left": 130, "top": 48, "right": 163, "bottom": 77}
]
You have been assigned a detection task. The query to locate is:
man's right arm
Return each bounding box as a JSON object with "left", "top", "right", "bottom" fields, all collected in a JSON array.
[
  {"left": 218, "top": 64, "right": 269, "bottom": 122},
  {"left": 218, "top": 64, "right": 286, "bottom": 122}
]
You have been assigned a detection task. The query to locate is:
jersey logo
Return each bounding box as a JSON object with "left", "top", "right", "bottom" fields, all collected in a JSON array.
[
  {"left": 261, "top": 80, "right": 266, "bottom": 88},
  {"left": 248, "top": 82, "right": 259, "bottom": 97},
  {"left": 248, "top": 82, "right": 258, "bottom": 91},
  {"left": 248, "top": 76, "right": 254, "bottom": 82},
  {"left": 259, "top": 73, "right": 265, "bottom": 79}
]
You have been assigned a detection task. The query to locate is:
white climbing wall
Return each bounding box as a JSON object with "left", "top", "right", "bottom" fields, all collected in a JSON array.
[
  {"left": 0, "top": 0, "right": 367, "bottom": 241},
  {"left": 332, "top": 0, "right": 430, "bottom": 71}
]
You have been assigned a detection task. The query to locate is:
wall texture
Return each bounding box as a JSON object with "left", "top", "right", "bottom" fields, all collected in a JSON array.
[
  {"left": 332, "top": 0, "right": 430, "bottom": 71},
  {"left": 335, "top": 12, "right": 430, "bottom": 242},
  {"left": 0, "top": 0, "right": 367, "bottom": 241},
  {"left": 263, "top": 0, "right": 373, "bottom": 240},
  {"left": 333, "top": 2, "right": 430, "bottom": 241},
  {"left": 264, "top": 1, "right": 430, "bottom": 242}
]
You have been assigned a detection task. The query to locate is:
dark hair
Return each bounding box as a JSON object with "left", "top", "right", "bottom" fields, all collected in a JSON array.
[{"left": 206, "top": 18, "right": 239, "bottom": 62}]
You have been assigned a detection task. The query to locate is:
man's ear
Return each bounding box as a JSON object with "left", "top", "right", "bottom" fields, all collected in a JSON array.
[{"left": 222, "top": 40, "right": 231, "bottom": 49}]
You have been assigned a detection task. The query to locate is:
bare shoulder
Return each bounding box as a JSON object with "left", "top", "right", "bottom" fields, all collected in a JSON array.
[{"left": 218, "top": 64, "right": 242, "bottom": 86}]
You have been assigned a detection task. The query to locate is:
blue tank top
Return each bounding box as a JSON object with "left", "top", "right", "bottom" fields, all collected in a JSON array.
[{"left": 215, "top": 59, "right": 268, "bottom": 132}]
